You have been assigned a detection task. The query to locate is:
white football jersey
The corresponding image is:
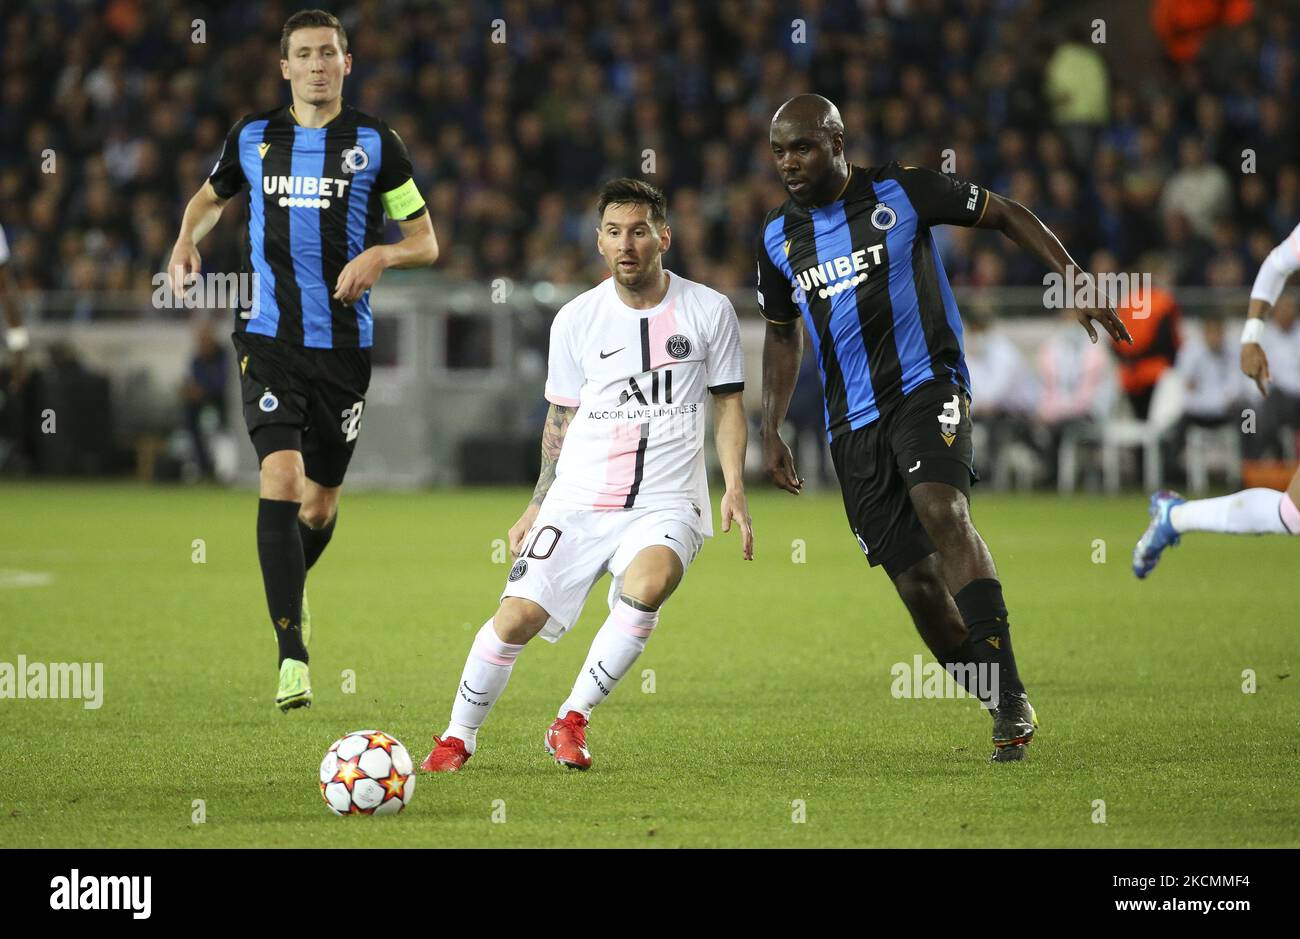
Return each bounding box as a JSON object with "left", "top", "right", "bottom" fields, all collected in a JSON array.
[{"left": 543, "top": 271, "right": 745, "bottom": 536}]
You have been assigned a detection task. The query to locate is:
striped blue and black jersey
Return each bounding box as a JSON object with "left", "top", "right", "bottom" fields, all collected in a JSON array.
[
  {"left": 757, "top": 162, "right": 988, "bottom": 439},
  {"left": 208, "top": 104, "right": 427, "bottom": 349}
]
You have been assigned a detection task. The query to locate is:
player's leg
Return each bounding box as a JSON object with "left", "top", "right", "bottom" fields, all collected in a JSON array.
[
  {"left": 894, "top": 384, "right": 1036, "bottom": 760},
  {"left": 234, "top": 333, "right": 315, "bottom": 710},
  {"left": 421, "top": 597, "right": 552, "bottom": 773},
  {"left": 547, "top": 508, "right": 701, "bottom": 770},
  {"left": 1133, "top": 468, "right": 1300, "bottom": 578},
  {"left": 423, "top": 506, "right": 602, "bottom": 772},
  {"left": 293, "top": 347, "right": 370, "bottom": 647},
  {"left": 296, "top": 477, "right": 341, "bottom": 648}
]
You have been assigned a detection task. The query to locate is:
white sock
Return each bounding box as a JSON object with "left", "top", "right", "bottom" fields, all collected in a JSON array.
[
  {"left": 443, "top": 619, "right": 524, "bottom": 754},
  {"left": 1169, "top": 488, "right": 1298, "bottom": 535},
  {"left": 559, "top": 598, "right": 659, "bottom": 718}
]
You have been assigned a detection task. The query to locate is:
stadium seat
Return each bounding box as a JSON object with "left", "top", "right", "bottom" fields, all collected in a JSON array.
[{"left": 1100, "top": 370, "right": 1186, "bottom": 493}]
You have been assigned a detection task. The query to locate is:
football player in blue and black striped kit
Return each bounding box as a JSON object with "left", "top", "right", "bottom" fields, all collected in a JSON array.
[
  {"left": 168, "top": 10, "right": 438, "bottom": 710},
  {"left": 759, "top": 95, "right": 1131, "bottom": 761}
]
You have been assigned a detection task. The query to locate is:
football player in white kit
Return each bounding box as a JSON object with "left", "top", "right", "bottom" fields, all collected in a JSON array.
[{"left": 421, "top": 178, "right": 753, "bottom": 773}]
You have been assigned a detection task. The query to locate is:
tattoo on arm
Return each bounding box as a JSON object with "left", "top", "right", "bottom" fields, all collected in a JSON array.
[{"left": 531, "top": 404, "right": 575, "bottom": 506}]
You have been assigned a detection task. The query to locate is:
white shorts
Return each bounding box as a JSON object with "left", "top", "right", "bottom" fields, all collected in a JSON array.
[{"left": 500, "top": 500, "right": 706, "bottom": 642}]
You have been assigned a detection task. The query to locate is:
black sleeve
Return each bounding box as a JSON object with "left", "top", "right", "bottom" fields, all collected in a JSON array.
[
  {"left": 375, "top": 126, "right": 428, "bottom": 221},
  {"left": 756, "top": 230, "right": 800, "bottom": 325},
  {"left": 890, "top": 162, "right": 989, "bottom": 228},
  {"left": 207, "top": 118, "right": 249, "bottom": 201}
]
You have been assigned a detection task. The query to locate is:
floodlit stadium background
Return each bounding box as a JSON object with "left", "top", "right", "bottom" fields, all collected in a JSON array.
[{"left": 0, "top": 0, "right": 1294, "bottom": 493}]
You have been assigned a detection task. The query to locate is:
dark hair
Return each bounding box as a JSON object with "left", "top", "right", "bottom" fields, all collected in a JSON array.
[
  {"left": 597, "top": 178, "right": 668, "bottom": 229},
  {"left": 281, "top": 9, "right": 348, "bottom": 59}
]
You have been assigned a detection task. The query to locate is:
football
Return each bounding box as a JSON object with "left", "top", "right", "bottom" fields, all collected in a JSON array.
[{"left": 319, "top": 730, "right": 416, "bottom": 816}]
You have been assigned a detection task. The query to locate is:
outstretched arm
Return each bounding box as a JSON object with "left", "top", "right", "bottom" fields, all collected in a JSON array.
[
  {"left": 508, "top": 403, "right": 575, "bottom": 556},
  {"left": 976, "top": 191, "right": 1132, "bottom": 346},
  {"left": 760, "top": 318, "right": 804, "bottom": 494},
  {"left": 168, "top": 180, "right": 229, "bottom": 296},
  {"left": 712, "top": 390, "right": 753, "bottom": 559},
  {"left": 1240, "top": 224, "right": 1300, "bottom": 394}
]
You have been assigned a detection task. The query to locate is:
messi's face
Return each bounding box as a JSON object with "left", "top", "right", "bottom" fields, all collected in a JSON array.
[
  {"left": 770, "top": 122, "right": 841, "bottom": 207},
  {"left": 596, "top": 202, "right": 671, "bottom": 289},
  {"left": 281, "top": 27, "right": 351, "bottom": 107}
]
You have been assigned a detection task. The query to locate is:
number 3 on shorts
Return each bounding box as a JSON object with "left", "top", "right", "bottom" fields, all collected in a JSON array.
[{"left": 341, "top": 400, "right": 364, "bottom": 442}]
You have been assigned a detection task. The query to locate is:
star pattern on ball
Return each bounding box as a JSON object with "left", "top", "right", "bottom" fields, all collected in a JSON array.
[
  {"left": 333, "top": 756, "right": 365, "bottom": 791},
  {"left": 366, "top": 732, "right": 395, "bottom": 752},
  {"left": 379, "top": 768, "right": 407, "bottom": 802}
]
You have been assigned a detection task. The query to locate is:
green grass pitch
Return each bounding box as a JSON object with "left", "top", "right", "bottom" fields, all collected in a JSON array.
[{"left": 1, "top": 483, "right": 1296, "bottom": 847}]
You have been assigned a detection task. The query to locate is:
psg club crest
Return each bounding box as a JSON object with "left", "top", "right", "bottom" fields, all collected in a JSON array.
[
  {"left": 871, "top": 204, "right": 897, "bottom": 231},
  {"left": 508, "top": 558, "right": 528, "bottom": 582},
  {"left": 666, "top": 334, "right": 691, "bottom": 359},
  {"left": 341, "top": 144, "right": 369, "bottom": 174}
]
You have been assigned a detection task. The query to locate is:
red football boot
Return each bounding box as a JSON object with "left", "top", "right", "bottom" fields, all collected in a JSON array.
[
  {"left": 421, "top": 734, "right": 471, "bottom": 773},
  {"left": 544, "top": 711, "right": 592, "bottom": 770}
]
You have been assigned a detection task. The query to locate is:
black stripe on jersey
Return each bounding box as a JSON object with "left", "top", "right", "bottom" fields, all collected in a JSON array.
[
  {"left": 846, "top": 201, "right": 904, "bottom": 414},
  {"left": 261, "top": 112, "right": 303, "bottom": 345},
  {"left": 323, "top": 121, "right": 360, "bottom": 348},
  {"left": 781, "top": 209, "right": 849, "bottom": 433},
  {"left": 623, "top": 423, "right": 650, "bottom": 509},
  {"left": 639, "top": 318, "right": 651, "bottom": 373},
  {"left": 911, "top": 234, "right": 959, "bottom": 386},
  {"left": 709, "top": 381, "right": 744, "bottom": 395}
]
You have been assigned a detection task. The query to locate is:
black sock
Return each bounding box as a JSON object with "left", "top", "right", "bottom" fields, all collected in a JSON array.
[
  {"left": 953, "top": 578, "right": 1024, "bottom": 698},
  {"left": 299, "top": 514, "right": 336, "bottom": 571},
  {"left": 938, "top": 637, "right": 984, "bottom": 698},
  {"left": 258, "top": 498, "right": 307, "bottom": 665}
]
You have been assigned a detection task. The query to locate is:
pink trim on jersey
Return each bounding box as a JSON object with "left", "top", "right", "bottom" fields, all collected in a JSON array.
[
  {"left": 646, "top": 298, "right": 682, "bottom": 370},
  {"left": 1282, "top": 491, "right": 1300, "bottom": 534},
  {"left": 545, "top": 391, "right": 580, "bottom": 407},
  {"left": 592, "top": 421, "right": 645, "bottom": 510},
  {"left": 471, "top": 623, "right": 522, "bottom": 666},
  {"left": 612, "top": 601, "right": 659, "bottom": 638}
]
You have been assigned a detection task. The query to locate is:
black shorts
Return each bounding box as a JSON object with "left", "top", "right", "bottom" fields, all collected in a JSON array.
[
  {"left": 232, "top": 332, "right": 371, "bottom": 488},
  {"left": 829, "top": 380, "right": 978, "bottom": 579}
]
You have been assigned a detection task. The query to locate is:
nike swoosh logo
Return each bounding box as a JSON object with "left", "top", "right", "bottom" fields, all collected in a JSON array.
[
  {"left": 908, "top": 460, "right": 921, "bottom": 473},
  {"left": 599, "top": 348, "right": 625, "bottom": 359},
  {"left": 664, "top": 534, "right": 681, "bottom": 544}
]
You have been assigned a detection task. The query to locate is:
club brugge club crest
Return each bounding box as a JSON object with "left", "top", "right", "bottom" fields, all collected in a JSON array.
[
  {"left": 666, "top": 334, "right": 691, "bottom": 359},
  {"left": 341, "top": 144, "right": 369, "bottom": 174},
  {"left": 259, "top": 391, "right": 279, "bottom": 413},
  {"left": 871, "top": 204, "right": 897, "bottom": 231},
  {"left": 508, "top": 558, "right": 528, "bottom": 581}
]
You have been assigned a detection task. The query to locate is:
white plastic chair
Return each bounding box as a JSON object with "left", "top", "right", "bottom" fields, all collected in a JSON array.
[
  {"left": 1100, "top": 370, "right": 1185, "bottom": 493},
  {"left": 1184, "top": 422, "right": 1241, "bottom": 493}
]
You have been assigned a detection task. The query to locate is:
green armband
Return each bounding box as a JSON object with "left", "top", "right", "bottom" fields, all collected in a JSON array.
[{"left": 380, "top": 178, "right": 426, "bottom": 220}]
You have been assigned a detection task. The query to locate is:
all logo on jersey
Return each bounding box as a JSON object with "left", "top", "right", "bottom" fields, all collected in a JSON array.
[
  {"left": 871, "top": 204, "right": 897, "bottom": 231},
  {"left": 257, "top": 142, "right": 271, "bottom": 160},
  {"left": 666, "top": 335, "right": 691, "bottom": 359},
  {"left": 341, "top": 144, "right": 369, "bottom": 174},
  {"left": 508, "top": 558, "right": 528, "bottom": 581},
  {"left": 937, "top": 394, "right": 960, "bottom": 446},
  {"left": 259, "top": 391, "right": 279, "bottom": 413},
  {"left": 619, "top": 370, "right": 673, "bottom": 405}
]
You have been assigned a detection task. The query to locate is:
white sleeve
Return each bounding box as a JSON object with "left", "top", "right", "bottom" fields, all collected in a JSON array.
[
  {"left": 543, "top": 309, "right": 583, "bottom": 407},
  {"left": 0, "top": 224, "right": 9, "bottom": 266},
  {"left": 1249, "top": 223, "right": 1300, "bottom": 305},
  {"left": 706, "top": 297, "right": 746, "bottom": 392}
]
